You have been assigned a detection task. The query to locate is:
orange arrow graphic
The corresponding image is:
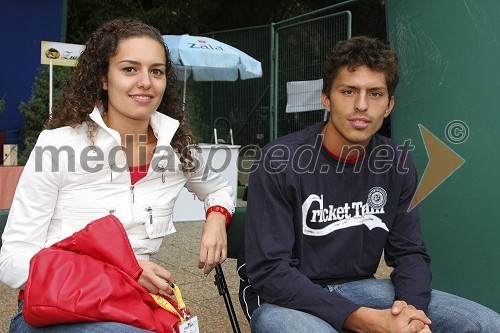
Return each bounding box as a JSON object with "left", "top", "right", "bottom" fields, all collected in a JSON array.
[{"left": 408, "top": 124, "right": 465, "bottom": 211}]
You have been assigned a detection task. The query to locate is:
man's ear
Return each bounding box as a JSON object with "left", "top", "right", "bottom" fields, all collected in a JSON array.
[
  {"left": 385, "top": 96, "right": 395, "bottom": 118},
  {"left": 321, "top": 92, "right": 331, "bottom": 112}
]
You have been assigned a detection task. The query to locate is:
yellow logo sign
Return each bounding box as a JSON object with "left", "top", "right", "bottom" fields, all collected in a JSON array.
[
  {"left": 41, "top": 41, "right": 84, "bottom": 67},
  {"left": 408, "top": 124, "right": 466, "bottom": 211}
]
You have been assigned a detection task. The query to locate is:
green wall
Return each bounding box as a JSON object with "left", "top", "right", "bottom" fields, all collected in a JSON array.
[{"left": 387, "top": 0, "right": 500, "bottom": 312}]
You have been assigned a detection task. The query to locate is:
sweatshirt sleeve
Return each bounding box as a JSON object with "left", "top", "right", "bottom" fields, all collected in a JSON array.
[
  {"left": 243, "top": 147, "right": 360, "bottom": 331},
  {"left": 0, "top": 131, "right": 62, "bottom": 288},
  {"left": 384, "top": 153, "right": 432, "bottom": 312}
]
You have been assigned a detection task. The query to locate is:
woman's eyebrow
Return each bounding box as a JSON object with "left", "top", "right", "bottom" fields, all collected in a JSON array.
[{"left": 117, "top": 59, "right": 166, "bottom": 67}]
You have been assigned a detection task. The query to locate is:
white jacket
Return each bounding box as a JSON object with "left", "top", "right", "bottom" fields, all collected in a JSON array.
[{"left": 0, "top": 108, "right": 234, "bottom": 289}]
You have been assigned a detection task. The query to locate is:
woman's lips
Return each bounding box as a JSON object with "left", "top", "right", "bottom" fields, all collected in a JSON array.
[{"left": 130, "top": 94, "right": 153, "bottom": 104}]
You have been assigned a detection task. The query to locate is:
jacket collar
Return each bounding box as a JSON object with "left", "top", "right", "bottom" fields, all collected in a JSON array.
[{"left": 88, "top": 107, "right": 180, "bottom": 146}]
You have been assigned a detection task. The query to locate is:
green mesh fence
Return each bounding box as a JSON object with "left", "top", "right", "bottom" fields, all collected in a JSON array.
[
  {"left": 274, "top": 12, "right": 351, "bottom": 138},
  {"left": 186, "top": 6, "right": 352, "bottom": 148}
]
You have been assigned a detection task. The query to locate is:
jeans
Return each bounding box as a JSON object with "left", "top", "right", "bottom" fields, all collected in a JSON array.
[
  {"left": 251, "top": 278, "right": 500, "bottom": 333},
  {"left": 10, "top": 300, "right": 153, "bottom": 333}
]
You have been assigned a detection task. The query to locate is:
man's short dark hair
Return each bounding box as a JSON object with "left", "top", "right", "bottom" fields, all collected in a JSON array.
[{"left": 322, "top": 36, "right": 400, "bottom": 98}]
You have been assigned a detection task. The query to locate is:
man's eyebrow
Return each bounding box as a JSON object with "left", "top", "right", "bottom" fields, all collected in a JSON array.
[
  {"left": 338, "top": 84, "right": 357, "bottom": 89},
  {"left": 338, "top": 84, "right": 387, "bottom": 91}
]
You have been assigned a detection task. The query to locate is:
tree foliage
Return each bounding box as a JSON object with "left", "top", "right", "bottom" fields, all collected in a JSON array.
[
  {"left": 66, "top": 0, "right": 385, "bottom": 43},
  {"left": 18, "top": 66, "right": 72, "bottom": 165}
]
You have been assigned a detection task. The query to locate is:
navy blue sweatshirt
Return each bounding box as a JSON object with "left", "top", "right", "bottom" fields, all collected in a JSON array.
[{"left": 238, "top": 122, "right": 431, "bottom": 331}]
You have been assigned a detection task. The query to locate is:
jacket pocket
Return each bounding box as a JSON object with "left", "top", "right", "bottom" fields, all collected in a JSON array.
[
  {"left": 144, "top": 206, "right": 175, "bottom": 239},
  {"left": 70, "top": 164, "right": 114, "bottom": 184},
  {"left": 61, "top": 206, "right": 116, "bottom": 239}
]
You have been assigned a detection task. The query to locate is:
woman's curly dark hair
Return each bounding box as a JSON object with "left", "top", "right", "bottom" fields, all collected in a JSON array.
[{"left": 47, "top": 18, "right": 197, "bottom": 172}]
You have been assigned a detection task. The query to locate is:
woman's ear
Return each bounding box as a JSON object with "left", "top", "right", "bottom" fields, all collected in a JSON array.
[{"left": 101, "top": 77, "right": 108, "bottom": 90}]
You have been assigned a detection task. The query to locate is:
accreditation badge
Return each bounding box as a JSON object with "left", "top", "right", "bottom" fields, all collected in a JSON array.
[{"left": 179, "top": 316, "right": 200, "bottom": 333}]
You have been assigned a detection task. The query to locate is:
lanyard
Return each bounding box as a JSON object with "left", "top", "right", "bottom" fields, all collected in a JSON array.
[{"left": 150, "top": 283, "right": 188, "bottom": 322}]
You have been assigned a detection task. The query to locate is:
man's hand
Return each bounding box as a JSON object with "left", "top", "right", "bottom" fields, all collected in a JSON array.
[
  {"left": 391, "top": 300, "right": 411, "bottom": 315},
  {"left": 198, "top": 211, "right": 227, "bottom": 276},
  {"left": 344, "top": 304, "right": 432, "bottom": 333},
  {"left": 391, "top": 300, "right": 432, "bottom": 333},
  {"left": 137, "top": 259, "right": 175, "bottom": 295},
  {"left": 418, "top": 325, "right": 432, "bottom": 333}
]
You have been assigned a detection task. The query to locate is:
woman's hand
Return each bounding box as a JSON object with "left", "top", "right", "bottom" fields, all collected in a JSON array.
[
  {"left": 137, "top": 259, "right": 175, "bottom": 295},
  {"left": 198, "top": 211, "right": 227, "bottom": 276}
]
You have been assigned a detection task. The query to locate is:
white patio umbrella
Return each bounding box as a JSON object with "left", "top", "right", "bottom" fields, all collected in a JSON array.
[{"left": 163, "top": 34, "right": 263, "bottom": 108}]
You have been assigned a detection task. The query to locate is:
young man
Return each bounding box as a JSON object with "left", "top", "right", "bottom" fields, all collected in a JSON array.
[{"left": 237, "top": 36, "right": 500, "bottom": 333}]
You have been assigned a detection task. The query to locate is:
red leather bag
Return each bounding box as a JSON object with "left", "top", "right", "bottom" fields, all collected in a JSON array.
[{"left": 23, "top": 215, "right": 189, "bottom": 333}]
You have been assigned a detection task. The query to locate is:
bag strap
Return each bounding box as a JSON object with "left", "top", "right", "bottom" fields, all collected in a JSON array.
[{"left": 150, "top": 283, "right": 188, "bottom": 323}]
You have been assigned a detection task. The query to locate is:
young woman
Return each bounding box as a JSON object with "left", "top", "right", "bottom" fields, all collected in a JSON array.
[{"left": 0, "top": 18, "right": 233, "bottom": 332}]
